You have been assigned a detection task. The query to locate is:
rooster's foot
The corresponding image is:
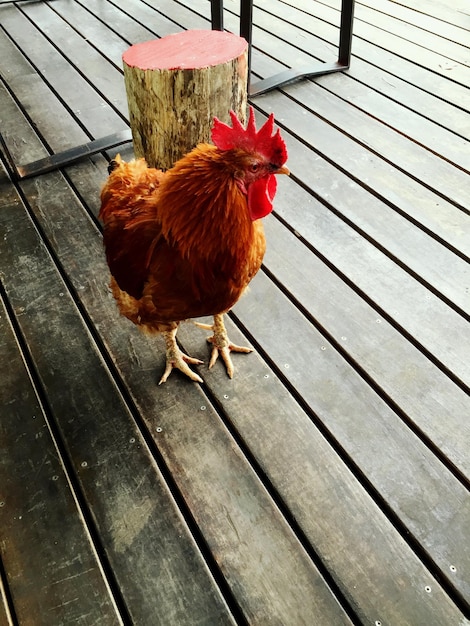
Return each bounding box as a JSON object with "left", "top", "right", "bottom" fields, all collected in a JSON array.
[
  {"left": 160, "top": 328, "right": 203, "bottom": 384},
  {"left": 195, "top": 313, "right": 252, "bottom": 379}
]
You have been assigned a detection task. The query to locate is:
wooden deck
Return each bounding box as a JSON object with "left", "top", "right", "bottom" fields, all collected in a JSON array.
[{"left": 1, "top": 0, "right": 469, "bottom": 623}]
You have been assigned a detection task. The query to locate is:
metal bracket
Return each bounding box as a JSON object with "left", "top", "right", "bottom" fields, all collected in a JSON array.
[
  {"left": 214, "top": 0, "right": 355, "bottom": 96},
  {"left": 0, "top": 130, "right": 132, "bottom": 181},
  {"left": 249, "top": 0, "right": 355, "bottom": 96},
  {"left": 1, "top": 1, "right": 353, "bottom": 179}
]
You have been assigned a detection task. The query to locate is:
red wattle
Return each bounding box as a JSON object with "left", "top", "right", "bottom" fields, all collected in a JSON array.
[{"left": 247, "top": 175, "right": 277, "bottom": 221}]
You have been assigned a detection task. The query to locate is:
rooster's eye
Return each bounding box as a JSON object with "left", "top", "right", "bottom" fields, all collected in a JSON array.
[{"left": 250, "top": 163, "right": 260, "bottom": 173}]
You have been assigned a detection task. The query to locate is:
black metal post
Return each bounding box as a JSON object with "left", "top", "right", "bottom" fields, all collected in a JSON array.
[
  {"left": 210, "top": 0, "right": 224, "bottom": 31},
  {"left": 240, "top": 0, "right": 253, "bottom": 83},
  {"left": 339, "top": 0, "right": 355, "bottom": 67},
  {"left": 0, "top": 0, "right": 355, "bottom": 179},
  {"left": 248, "top": 0, "right": 355, "bottom": 96}
]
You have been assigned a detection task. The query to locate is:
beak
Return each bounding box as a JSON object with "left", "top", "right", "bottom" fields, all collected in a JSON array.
[{"left": 276, "top": 165, "right": 290, "bottom": 175}]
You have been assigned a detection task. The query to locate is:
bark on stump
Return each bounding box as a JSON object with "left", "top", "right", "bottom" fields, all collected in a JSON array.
[{"left": 122, "top": 30, "right": 248, "bottom": 170}]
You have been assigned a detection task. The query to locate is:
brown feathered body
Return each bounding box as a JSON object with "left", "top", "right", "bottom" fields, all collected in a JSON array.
[{"left": 99, "top": 146, "right": 267, "bottom": 334}]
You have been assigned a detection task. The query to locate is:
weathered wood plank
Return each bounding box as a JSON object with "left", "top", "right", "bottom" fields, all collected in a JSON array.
[
  {"left": 223, "top": 3, "right": 470, "bottom": 189},
  {"left": 178, "top": 319, "right": 470, "bottom": 624},
  {"left": 354, "top": 2, "right": 470, "bottom": 64},
  {"left": 286, "top": 114, "right": 470, "bottom": 291},
  {"left": 220, "top": 0, "right": 470, "bottom": 110},
  {"left": 317, "top": 61, "right": 470, "bottom": 142},
  {"left": 278, "top": 81, "right": 470, "bottom": 207},
  {"left": 11, "top": 152, "right": 354, "bottom": 625},
  {"left": 253, "top": 0, "right": 470, "bottom": 137},
  {"left": 0, "top": 198, "right": 238, "bottom": 625},
  {"left": 267, "top": 167, "right": 470, "bottom": 386},
  {"left": 358, "top": 0, "right": 470, "bottom": 45},
  {"left": 0, "top": 2, "right": 469, "bottom": 624},
  {"left": 0, "top": 93, "right": 237, "bottom": 623},
  {"left": 53, "top": 0, "right": 184, "bottom": 48},
  {"left": 0, "top": 66, "right": 355, "bottom": 625},
  {"left": 228, "top": 265, "right": 470, "bottom": 602},
  {"left": 262, "top": 213, "right": 470, "bottom": 480},
  {"left": 255, "top": 95, "right": 470, "bottom": 307},
  {"left": 315, "top": 72, "right": 470, "bottom": 171},
  {"left": 383, "top": 0, "right": 470, "bottom": 29},
  {"left": 0, "top": 224, "right": 122, "bottom": 624},
  {"left": 251, "top": 0, "right": 470, "bottom": 139},
  {"left": 3, "top": 67, "right": 466, "bottom": 626},
  {"left": 0, "top": 5, "right": 127, "bottom": 139},
  {"left": 9, "top": 1, "right": 468, "bottom": 279},
  {"left": 18, "top": 145, "right": 467, "bottom": 622},
  {"left": 74, "top": 1, "right": 470, "bottom": 272},
  {"left": 187, "top": 1, "right": 470, "bottom": 209},
  {"left": 318, "top": 0, "right": 470, "bottom": 85}
]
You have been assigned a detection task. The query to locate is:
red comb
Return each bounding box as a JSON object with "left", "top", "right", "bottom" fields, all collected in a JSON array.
[{"left": 211, "top": 106, "right": 287, "bottom": 167}]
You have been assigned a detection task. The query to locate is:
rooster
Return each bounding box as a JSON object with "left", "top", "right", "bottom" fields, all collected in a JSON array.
[{"left": 99, "top": 106, "right": 288, "bottom": 383}]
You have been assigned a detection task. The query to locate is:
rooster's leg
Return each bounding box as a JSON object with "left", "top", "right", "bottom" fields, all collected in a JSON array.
[
  {"left": 195, "top": 313, "right": 252, "bottom": 378},
  {"left": 159, "top": 328, "right": 203, "bottom": 384}
]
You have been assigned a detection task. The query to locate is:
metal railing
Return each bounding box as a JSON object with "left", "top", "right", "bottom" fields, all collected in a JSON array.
[{"left": 1, "top": 0, "right": 354, "bottom": 179}]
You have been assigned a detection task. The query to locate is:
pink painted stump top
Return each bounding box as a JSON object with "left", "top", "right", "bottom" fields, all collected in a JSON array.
[{"left": 122, "top": 30, "right": 248, "bottom": 71}]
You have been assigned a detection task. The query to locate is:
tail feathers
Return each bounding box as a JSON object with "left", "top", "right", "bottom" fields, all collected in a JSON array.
[
  {"left": 107, "top": 152, "right": 126, "bottom": 175},
  {"left": 107, "top": 159, "right": 120, "bottom": 175},
  {"left": 99, "top": 154, "right": 164, "bottom": 225}
]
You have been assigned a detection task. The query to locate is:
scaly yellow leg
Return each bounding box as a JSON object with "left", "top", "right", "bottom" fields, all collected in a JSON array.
[
  {"left": 195, "top": 313, "right": 252, "bottom": 379},
  {"left": 159, "top": 328, "right": 203, "bottom": 384}
]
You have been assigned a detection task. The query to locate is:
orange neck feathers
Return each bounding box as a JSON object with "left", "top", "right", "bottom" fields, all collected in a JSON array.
[{"left": 156, "top": 145, "right": 256, "bottom": 269}]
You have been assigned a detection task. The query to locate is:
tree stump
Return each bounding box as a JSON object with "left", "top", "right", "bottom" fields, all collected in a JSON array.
[{"left": 122, "top": 30, "right": 248, "bottom": 170}]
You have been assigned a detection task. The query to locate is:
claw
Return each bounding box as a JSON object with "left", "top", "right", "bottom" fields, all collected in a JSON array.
[
  {"left": 198, "top": 314, "right": 252, "bottom": 378},
  {"left": 194, "top": 322, "right": 213, "bottom": 331},
  {"left": 159, "top": 328, "right": 203, "bottom": 384}
]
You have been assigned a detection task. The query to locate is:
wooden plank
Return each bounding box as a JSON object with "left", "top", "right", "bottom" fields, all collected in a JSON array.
[
  {"left": 17, "top": 0, "right": 469, "bottom": 260},
  {"left": 1, "top": 3, "right": 469, "bottom": 624},
  {"left": 315, "top": 72, "right": 470, "bottom": 171},
  {"left": 33, "top": 0, "right": 470, "bottom": 182},
  {"left": 55, "top": 0, "right": 183, "bottom": 49},
  {"left": 16, "top": 143, "right": 468, "bottom": 624},
  {"left": 264, "top": 106, "right": 470, "bottom": 304},
  {"left": 358, "top": 0, "right": 470, "bottom": 45},
  {"left": 228, "top": 266, "right": 470, "bottom": 604},
  {"left": 273, "top": 159, "right": 470, "bottom": 387},
  {"left": 315, "top": 0, "right": 470, "bottom": 86},
  {"left": 256, "top": 97, "right": 470, "bottom": 320},
  {"left": 262, "top": 213, "right": 470, "bottom": 480},
  {"left": 97, "top": 0, "right": 209, "bottom": 38},
  {"left": 0, "top": 31, "right": 100, "bottom": 162},
  {"left": 4, "top": 72, "right": 466, "bottom": 626},
  {"left": 0, "top": 199, "right": 238, "bottom": 625},
  {"left": 353, "top": 1, "right": 470, "bottom": 65},
  {"left": 4, "top": 127, "right": 355, "bottom": 626},
  {"left": 0, "top": 228, "right": 122, "bottom": 624},
  {"left": 242, "top": 0, "right": 470, "bottom": 111},
  {"left": 0, "top": 56, "right": 355, "bottom": 623},
  {"left": 390, "top": 0, "right": 470, "bottom": 29},
  {"left": 250, "top": 2, "right": 470, "bottom": 170},
  {"left": 204, "top": 0, "right": 470, "bottom": 197},
  {"left": 319, "top": 57, "right": 470, "bottom": 141},
  {"left": 0, "top": 5, "right": 128, "bottom": 135},
  {"left": 246, "top": 0, "right": 470, "bottom": 137},
  {"left": 178, "top": 319, "right": 470, "bottom": 624},
  {"left": 0, "top": 91, "right": 237, "bottom": 622},
  {"left": 229, "top": 1, "right": 470, "bottom": 178}
]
